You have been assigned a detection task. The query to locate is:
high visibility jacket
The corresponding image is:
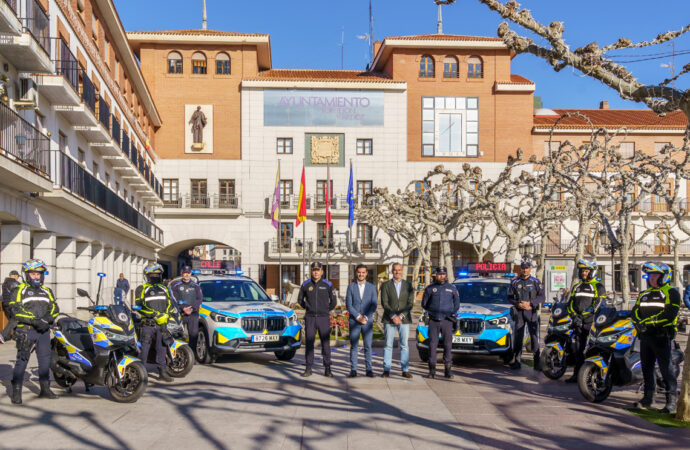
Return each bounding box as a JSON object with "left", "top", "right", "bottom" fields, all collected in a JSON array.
[
  {"left": 632, "top": 284, "right": 681, "bottom": 331},
  {"left": 567, "top": 279, "right": 605, "bottom": 322},
  {"left": 9, "top": 283, "right": 59, "bottom": 327},
  {"left": 135, "top": 283, "right": 175, "bottom": 323}
]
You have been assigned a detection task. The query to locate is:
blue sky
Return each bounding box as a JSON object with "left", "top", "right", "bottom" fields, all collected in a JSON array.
[{"left": 114, "top": 0, "right": 690, "bottom": 110}]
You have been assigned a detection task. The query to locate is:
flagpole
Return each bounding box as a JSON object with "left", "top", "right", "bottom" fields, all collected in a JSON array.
[
  {"left": 277, "top": 159, "right": 282, "bottom": 302},
  {"left": 302, "top": 158, "right": 307, "bottom": 281},
  {"left": 348, "top": 159, "right": 353, "bottom": 281},
  {"left": 326, "top": 159, "right": 330, "bottom": 280}
]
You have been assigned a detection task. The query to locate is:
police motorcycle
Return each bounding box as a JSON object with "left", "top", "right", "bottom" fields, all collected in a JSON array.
[
  {"left": 541, "top": 302, "right": 576, "bottom": 379},
  {"left": 50, "top": 273, "right": 147, "bottom": 403},
  {"left": 577, "top": 300, "right": 684, "bottom": 403}
]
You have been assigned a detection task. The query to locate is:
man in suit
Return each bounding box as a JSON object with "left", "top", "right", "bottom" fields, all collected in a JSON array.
[
  {"left": 346, "top": 264, "right": 377, "bottom": 378},
  {"left": 380, "top": 263, "right": 415, "bottom": 378}
]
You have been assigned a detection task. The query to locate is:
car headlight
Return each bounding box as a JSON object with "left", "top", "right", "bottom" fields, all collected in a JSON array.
[
  {"left": 488, "top": 316, "right": 509, "bottom": 325},
  {"left": 287, "top": 313, "right": 300, "bottom": 326},
  {"left": 210, "top": 311, "right": 238, "bottom": 324}
]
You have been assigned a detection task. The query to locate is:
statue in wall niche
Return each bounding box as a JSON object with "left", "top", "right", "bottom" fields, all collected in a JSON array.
[
  {"left": 310, "top": 135, "right": 339, "bottom": 164},
  {"left": 189, "top": 106, "right": 207, "bottom": 150}
]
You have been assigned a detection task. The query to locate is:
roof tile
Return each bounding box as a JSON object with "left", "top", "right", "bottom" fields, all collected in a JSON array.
[
  {"left": 385, "top": 34, "right": 503, "bottom": 41},
  {"left": 246, "top": 69, "right": 398, "bottom": 83},
  {"left": 534, "top": 109, "right": 688, "bottom": 129},
  {"left": 128, "top": 29, "right": 268, "bottom": 37}
]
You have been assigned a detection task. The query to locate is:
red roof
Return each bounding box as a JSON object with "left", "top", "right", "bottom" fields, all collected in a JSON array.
[
  {"left": 128, "top": 29, "right": 268, "bottom": 37},
  {"left": 385, "top": 34, "right": 503, "bottom": 42},
  {"left": 534, "top": 109, "right": 688, "bottom": 129},
  {"left": 497, "top": 74, "right": 534, "bottom": 84},
  {"left": 246, "top": 69, "right": 397, "bottom": 83}
]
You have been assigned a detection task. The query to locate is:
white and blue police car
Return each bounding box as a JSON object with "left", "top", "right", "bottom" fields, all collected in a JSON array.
[{"left": 190, "top": 273, "right": 301, "bottom": 363}]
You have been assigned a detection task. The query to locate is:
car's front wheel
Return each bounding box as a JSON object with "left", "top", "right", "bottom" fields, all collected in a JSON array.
[
  {"left": 418, "top": 347, "right": 430, "bottom": 363},
  {"left": 197, "top": 327, "right": 213, "bottom": 364},
  {"left": 275, "top": 349, "right": 296, "bottom": 361}
]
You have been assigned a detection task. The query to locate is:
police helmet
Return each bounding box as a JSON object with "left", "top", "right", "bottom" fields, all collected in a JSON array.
[
  {"left": 577, "top": 259, "right": 597, "bottom": 281},
  {"left": 22, "top": 259, "right": 47, "bottom": 288},
  {"left": 642, "top": 261, "right": 672, "bottom": 286},
  {"left": 180, "top": 265, "right": 193, "bottom": 274},
  {"left": 143, "top": 262, "right": 164, "bottom": 284}
]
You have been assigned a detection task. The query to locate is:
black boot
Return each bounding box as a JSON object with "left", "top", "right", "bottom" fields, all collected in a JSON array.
[
  {"left": 633, "top": 390, "right": 654, "bottom": 409},
  {"left": 10, "top": 381, "right": 22, "bottom": 405},
  {"left": 38, "top": 381, "right": 58, "bottom": 399},
  {"left": 659, "top": 393, "right": 677, "bottom": 414},
  {"left": 158, "top": 368, "right": 173, "bottom": 382},
  {"left": 533, "top": 352, "right": 541, "bottom": 371},
  {"left": 301, "top": 367, "right": 312, "bottom": 378},
  {"left": 324, "top": 366, "right": 333, "bottom": 378},
  {"left": 425, "top": 368, "right": 436, "bottom": 379},
  {"left": 444, "top": 364, "right": 454, "bottom": 379}
]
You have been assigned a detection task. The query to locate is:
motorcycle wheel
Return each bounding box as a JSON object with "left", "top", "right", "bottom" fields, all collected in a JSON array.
[
  {"left": 578, "top": 362, "right": 613, "bottom": 403},
  {"left": 108, "top": 361, "right": 148, "bottom": 403},
  {"left": 53, "top": 371, "right": 76, "bottom": 389},
  {"left": 196, "top": 327, "right": 213, "bottom": 365},
  {"left": 541, "top": 346, "right": 567, "bottom": 380},
  {"left": 275, "top": 349, "right": 297, "bottom": 361},
  {"left": 167, "top": 344, "right": 194, "bottom": 378},
  {"left": 418, "top": 347, "right": 430, "bottom": 363}
]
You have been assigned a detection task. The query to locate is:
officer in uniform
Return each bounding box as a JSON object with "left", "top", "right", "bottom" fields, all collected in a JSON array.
[
  {"left": 565, "top": 259, "right": 606, "bottom": 383},
  {"left": 9, "top": 259, "right": 59, "bottom": 404},
  {"left": 170, "top": 265, "right": 202, "bottom": 361},
  {"left": 298, "top": 262, "right": 337, "bottom": 378},
  {"left": 508, "top": 261, "right": 545, "bottom": 370},
  {"left": 421, "top": 267, "right": 460, "bottom": 379},
  {"left": 632, "top": 262, "right": 681, "bottom": 414},
  {"left": 136, "top": 262, "right": 176, "bottom": 382}
]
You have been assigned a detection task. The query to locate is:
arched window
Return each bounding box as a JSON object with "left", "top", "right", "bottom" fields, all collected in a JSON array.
[
  {"left": 167, "top": 51, "right": 182, "bottom": 74},
  {"left": 216, "top": 52, "right": 230, "bottom": 75},
  {"left": 192, "top": 52, "right": 207, "bottom": 74},
  {"left": 468, "top": 56, "right": 483, "bottom": 78},
  {"left": 419, "top": 55, "right": 434, "bottom": 78},
  {"left": 443, "top": 56, "right": 458, "bottom": 78}
]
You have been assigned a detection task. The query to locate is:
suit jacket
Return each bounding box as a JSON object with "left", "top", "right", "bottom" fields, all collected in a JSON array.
[
  {"left": 380, "top": 279, "right": 414, "bottom": 324},
  {"left": 346, "top": 281, "right": 377, "bottom": 321}
]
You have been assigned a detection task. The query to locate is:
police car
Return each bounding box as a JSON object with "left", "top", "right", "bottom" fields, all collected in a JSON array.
[
  {"left": 417, "top": 266, "right": 516, "bottom": 362},
  {"left": 191, "top": 274, "right": 302, "bottom": 363}
]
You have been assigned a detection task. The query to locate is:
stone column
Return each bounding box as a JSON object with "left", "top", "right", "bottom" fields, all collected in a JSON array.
[
  {"left": 75, "top": 241, "right": 92, "bottom": 309},
  {"left": 103, "top": 247, "right": 114, "bottom": 304},
  {"left": 55, "top": 237, "right": 76, "bottom": 313},
  {"left": 338, "top": 263, "right": 349, "bottom": 305},
  {"left": 33, "top": 231, "right": 57, "bottom": 292},
  {"left": 114, "top": 250, "right": 123, "bottom": 281},
  {"left": 91, "top": 243, "right": 104, "bottom": 300},
  {"left": 0, "top": 223, "right": 31, "bottom": 279}
]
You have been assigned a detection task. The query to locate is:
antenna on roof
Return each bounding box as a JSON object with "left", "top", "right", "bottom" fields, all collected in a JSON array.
[
  {"left": 368, "top": 0, "right": 374, "bottom": 63},
  {"left": 202, "top": 0, "right": 207, "bottom": 30},
  {"left": 435, "top": 0, "right": 456, "bottom": 35}
]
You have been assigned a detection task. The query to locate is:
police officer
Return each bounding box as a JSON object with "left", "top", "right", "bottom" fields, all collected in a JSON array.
[
  {"left": 508, "top": 261, "right": 545, "bottom": 370},
  {"left": 136, "top": 262, "right": 176, "bottom": 382},
  {"left": 9, "top": 259, "right": 59, "bottom": 404},
  {"left": 421, "top": 267, "right": 460, "bottom": 379},
  {"left": 632, "top": 262, "right": 681, "bottom": 414},
  {"left": 170, "top": 265, "right": 202, "bottom": 361},
  {"left": 565, "top": 259, "right": 606, "bottom": 383},
  {"left": 2, "top": 270, "right": 21, "bottom": 320},
  {"left": 298, "top": 262, "right": 337, "bottom": 378}
]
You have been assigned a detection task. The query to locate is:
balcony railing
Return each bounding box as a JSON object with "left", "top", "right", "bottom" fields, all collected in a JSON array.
[
  {"left": 57, "top": 152, "right": 162, "bottom": 244},
  {"left": 97, "top": 96, "right": 110, "bottom": 132},
  {"left": 20, "top": 0, "right": 50, "bottom": 55},
  {"left": 50, "top": 37, "right": 79, "bottom": 93},
  {"left": 268, "top": 238, "right": 380, "bottom": 255},
  {"left": 111, "top": 114, "right": 120, "bottom": 145},
  {"left": 163, "top": 194, "right": 240, "bottom": 209},
  {"left": 80, "top": 70, "right": 96, "bottom": 113},
  {"left": 0, "top": 101, "right": 50, "bottom": 175},
  {"left": 121, "top": 132, "right": 130, "bottom": 158},
  {"left": 4, "top": 0, "right": 18, "bottom": 14}
]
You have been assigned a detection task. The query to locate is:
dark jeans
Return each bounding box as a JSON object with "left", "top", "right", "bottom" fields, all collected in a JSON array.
[
  {"left": 513, "top": 312, "right": 540, "bottom": 362},
  {"left": 572, "top": 324, "right": 590, "bottom": 376},
  {"left": 140, "top": 325, "right": 167, "bottom": 369},
  {"left": 428, "top": 318, "right": 453, "bottom": 370},
  {"left": 12, "top": 327, "right": 51, "bottom": 384},
  {"left": 640, "top": 332, "right": 677, "bottom": 395},
  {"left": 182, "top": 313, "right": 199, "bottom": 359},
  {"left": 304, "top": 315, "right": 331, "bottom": 368},
  {"left": 349, "top": 318, "right": 373, "bottom": 372}
]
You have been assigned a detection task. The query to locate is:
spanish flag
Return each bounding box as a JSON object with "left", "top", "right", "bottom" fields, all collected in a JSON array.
[{"left": 295, "top": 166, "right": 307, "bottom": 227}]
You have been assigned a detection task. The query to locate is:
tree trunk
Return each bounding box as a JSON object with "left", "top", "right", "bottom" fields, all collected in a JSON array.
[
  {"left": 537, "top": 234, "right": 547, "bottom": 282},
  {"left": 401, "top": 251, "right": 410, "bottom": 277},
  {"left": 412, "top": 251, "right": 423, "bottom": 294},
  {"left": 506, "top": 241, "right": 519, "bottom": 269},
  {"left": 619, "top": 218, "right": 631, "bottom": 304},
  {"left": 673, "top": 243, "right": 681, "bottom": 288},
  {"left": 573, "top": 215, "right": 591, "bottom": 280},
  {"left": 678, "top": 342, "right": 690, "bottom": 421},
  {"left": 440, "top": 237, "right": 454, "bottom": 282}
]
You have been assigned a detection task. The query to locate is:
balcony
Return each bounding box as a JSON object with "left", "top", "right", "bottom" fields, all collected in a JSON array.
[
  {"left": 0, "top": 100, "right": 52, "bottom": 192},
  {"left": 265, "top": 238, "right": 382, "bottom": 260},
  {"left": 156, "top": 193, "right": 241, "bottom": 217},
  {"left": 0, "top": 0, "right": 52, "bottom": 72},
  {"left": 36, "top": 38, "right": 81, "bottom": 107},
  {"left": 43, "top": 152, "right": 163, "bottom": 246}
]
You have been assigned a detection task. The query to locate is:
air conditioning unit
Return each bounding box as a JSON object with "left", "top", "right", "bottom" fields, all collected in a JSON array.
[{"left": 15, "top": 77, "right": 38, "bottom": 109}]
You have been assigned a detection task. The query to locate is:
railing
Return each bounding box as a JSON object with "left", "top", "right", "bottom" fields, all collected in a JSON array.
[
  {"left": 4, "top": 0, "right": 18, "bottom": 15},
  {"left": 97, "top": 96, "right": 110, "bottom": 132},
  {"left": 20, "top": 0, "right": 50, "bottom": 55},
  {"left": 121, "top": 132, "right": 130, "bottom": 158},
  {"left": 0, "top": 101, "right": 50, "bottom": 175},
  {"left": 355, "top": 239, "right": 382, "bottom": 254},
  {"left": 50, "top": 37, "right": 79, "bottom": 93},
  {"left": 268, "top": 238, "right": 379, "bottom": 255},
  {"left": 80, "top": 70, "right": 96, "bottom": 113},
  {"left": 57, "top": 152, "right": 162, "bottom": 244},
  {"left": 636, "top": 199, "right": 689, "bottom": 213},
  {"left": 111, "top": 114, "right": 120, "bottom": 145},
  {"left": 163, "top": 194, "right": 240, "bottom": 209}
]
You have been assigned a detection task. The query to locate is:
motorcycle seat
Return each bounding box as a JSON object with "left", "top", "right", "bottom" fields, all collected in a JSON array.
[{"left": 57, "top": 318, "right": 93, "bottom": 351}]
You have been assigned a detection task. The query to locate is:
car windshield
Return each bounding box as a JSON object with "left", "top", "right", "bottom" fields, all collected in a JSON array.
[
  {"left": 199, "top": 279, "right": 270, "bottom": 302},
  {"left": 454, "top": 282, "right": 509, "bottom": 304}
]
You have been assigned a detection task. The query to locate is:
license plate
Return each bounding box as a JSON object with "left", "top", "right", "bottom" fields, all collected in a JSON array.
[
  {"left": 252, "top": 335, "right": 280, "bottom": 342},
  {"left": 453, "top": 336, "right": 474, "bottom": 344}
]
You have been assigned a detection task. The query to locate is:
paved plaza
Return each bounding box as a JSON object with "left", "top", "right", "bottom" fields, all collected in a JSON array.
[{"left": 1, "top": 331, "right": 689, "bottom": 450}]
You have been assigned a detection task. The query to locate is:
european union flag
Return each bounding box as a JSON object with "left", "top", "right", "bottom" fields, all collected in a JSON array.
[{"left": 347, "top": 163, "right": 355, "bottom": 228}]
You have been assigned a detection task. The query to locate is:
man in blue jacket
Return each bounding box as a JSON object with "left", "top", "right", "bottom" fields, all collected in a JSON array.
[
  {"left": 346, "top": 264, "right": 378, "bottom": 378},
  {"left": 421, "top": 267, "right": 460, "bottom": 379},
  {"left": 508, "top": 261, "right": 545, "bottom": 370}
]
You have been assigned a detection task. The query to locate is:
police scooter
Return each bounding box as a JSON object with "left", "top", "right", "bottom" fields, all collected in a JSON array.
[
  {"left": 577, "top": 302, "right": 684, "bottom": 403},
  {"left": 51, "top": 273, "right": 148, "bottom": 403},
  {"left": 541, "top": 302, "right": 576, "bottom": 379}
]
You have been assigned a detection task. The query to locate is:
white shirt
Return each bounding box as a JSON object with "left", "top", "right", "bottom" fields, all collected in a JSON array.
[
  {"left": 358, "top": 281, "right": 366, "bottom": 300},
  {"left": 394, "top": 279, "right": 402, "bottom": 298}
]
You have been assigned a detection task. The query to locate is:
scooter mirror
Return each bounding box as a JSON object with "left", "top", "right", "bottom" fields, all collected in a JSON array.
[
  {"left": 132, "top": 305, "right": 141, "bottom": 311},
  {"left": 76, "top": 288, "right": 90, "bottom": 297}
]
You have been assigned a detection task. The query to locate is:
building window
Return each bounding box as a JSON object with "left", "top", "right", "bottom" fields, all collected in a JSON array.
[
  {"left": 216, "top": 52, "right": 230, "bottom": 75},
  {"left": 443, "top": 56, "right": 459, "bottom": 78},
  {"left": 91, "top": 13, "right": 99, "bottom": 42},
  {"left": 468, "top": 56, "right": 483, "bottom": 78},
  {"left": 191, "top": 179, "right": 207, "bottom": 207},
  {"left": 115, "top": 181, "right": 120, "bottom": 195},
  {"left": 357, "top": 180, "right": 373, "bottom": 199},
  {"left": 654, "top": 142, "right": 671, "bottom": 156},
  {"left": 279, "top": 180, "right": 293, "bottom": 207},
  {"left": 168, "top": 51, "right": 182, "bottom": 74},
  {"left": 192, "top": 52, "right": 207, "bottom": 74},
  {"left": 92, "top": 161, "right": 99, "bottom": 178},
  {"left": 105, "top": 172, "right": 110, "bottom": 187},
  {"left": 59, "top": 131, "right": 68, "bottom": 153},
  {"left": 124, "top": 189, "right": 128, "bottom": 201},
  {"left": 163, "top": 179, "right": 179, "bottom": 205},
  {"left": 115, "top": 58, "right": 120, "bottom": 80},
  {"left": 415, "top": 181, "right": 429, "bottom": 199},
  {"left": 104, "top": 38, "right": 110, "bottom": 64},
  {"left": 615, "top": 264, "right": 640, "bottom": 292},
  {"left": 279, "top": 223, "right": 293, "bottom": 250},
  {"left": 277, "top": 138, "right": 293, "bottom": 154},
  {"left": 421, "top": 96, "right": 479, "bottom": 157},
  {"left": 219, "top": 179, "right": 236, "bottom": 207},
  {"left": 419, "top": 55, "right": 434, "bottom": 78},
  {"left": 357, "top": 224, "right": 373, "bottom": 249},
  {"left": 317, "top": 223, "right": 334, "bottom": 250},
  {"left": 655, "top": 227, "right": 671, "bottom": 254},
  {"left": 356, "top": 138, "right": 373, "bottom": 155},
  {"left": 620, "top": 142, "right": 635, "bottom": 158},
  {"left": 316, "top": 180, "right": 333, "bottom": 208}
]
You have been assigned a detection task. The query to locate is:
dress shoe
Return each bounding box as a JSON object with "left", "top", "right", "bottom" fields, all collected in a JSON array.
[
  {"left": 402, "top": 372, "right": 413, "bottom": 379},
  {"left": 425, "top": 370, "right": 435, "bottom": 379},
  {"left": 366, "top": 371, "right": 374, "bottom": 378},
  {"left": 348, "top": 370, "right": 357, "bottom": 378},
  {"left": 301, "top": 367, "right": 313, "bottom": 377},
  {"left": 381, "top": 371, "right": 390, "bottom": 378},
  {"left": 158, "top": 368, "right": 173, "bottom": 382},
  {"left": 324, "top": 366, "right": 333, "bottom": 378}
]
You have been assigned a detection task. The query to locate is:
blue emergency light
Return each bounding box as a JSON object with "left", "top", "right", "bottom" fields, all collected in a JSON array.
[
  {"left": 456, "top": 271, "right": 469, "bottom": 277},
  {"left": 505, "top": 273, "right": 517, "bottom": 277},
  {"left": 97, "top": 272, "right": 106, "bottom": 278},
  {"left": 192, "top": 270, "right": 201, "bottom": 274}
]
